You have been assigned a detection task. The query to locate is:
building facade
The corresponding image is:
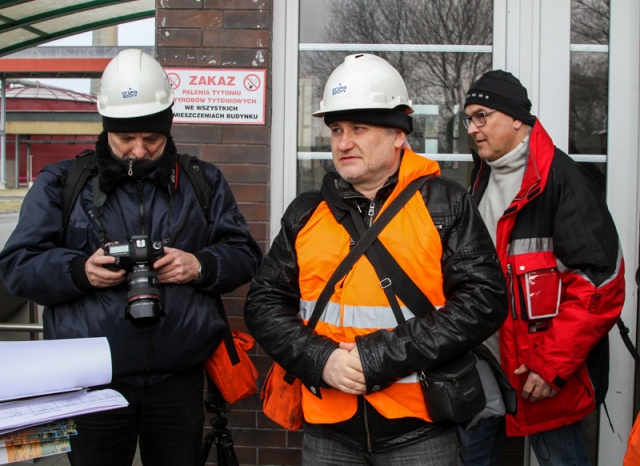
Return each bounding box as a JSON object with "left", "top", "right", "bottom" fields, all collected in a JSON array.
[{"left": 156, "top": 1, "right": 639, "bottom": 465}]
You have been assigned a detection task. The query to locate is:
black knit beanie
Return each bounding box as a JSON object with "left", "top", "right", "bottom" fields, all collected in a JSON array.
[
  {"left": 102, "top": 105, "right": 174, "bottom": 135},
  {"left": 323, "top": 108, "right": 413, "bottom": 134},
  {"left": 465, "top": 70, "right": 536, "bottom": 126}
]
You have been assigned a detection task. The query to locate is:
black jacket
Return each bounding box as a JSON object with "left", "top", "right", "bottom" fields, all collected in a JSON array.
[
  {"left": 244, "top": 150, "right": 507, "bottom": 450},
  {"left": 0, "top": 134, "right": 262, "bottom": 385}
]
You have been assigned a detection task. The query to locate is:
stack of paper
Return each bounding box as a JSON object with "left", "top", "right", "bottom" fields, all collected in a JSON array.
[
  {"left": 0, "top": 420, "right": 76, "bottom": 463},
  {"left": 0, "top": 337, "right": 128, "bottom": 464},
  {"left": 0, "top": 337, "right": 114, "bottom": 402},
  {"left": 0, "top": 389, "right": 128, "bottom": 435}
]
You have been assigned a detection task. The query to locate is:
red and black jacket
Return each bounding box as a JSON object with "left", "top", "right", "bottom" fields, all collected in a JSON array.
[{"left": 470, "top": 120, "right": 625, "bottom": 436}]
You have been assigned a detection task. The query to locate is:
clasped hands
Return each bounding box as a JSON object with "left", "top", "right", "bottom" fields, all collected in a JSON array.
[
  {"left": 85, "top": 246, "right": 201, "bottom": 288},
  {"left": 515, "top": 364, "right": 558, "bottom": 403},
  {"left": 321, "top": 342, "right": 366, "bottom": 395}
]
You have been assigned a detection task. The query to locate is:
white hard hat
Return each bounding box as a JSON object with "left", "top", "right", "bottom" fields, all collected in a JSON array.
[
  {"left": 97, "top": 49, "right": 173, "bottom": 119},
  {"left": 312, "top": 53, "right": 413, "bottom": 117}
]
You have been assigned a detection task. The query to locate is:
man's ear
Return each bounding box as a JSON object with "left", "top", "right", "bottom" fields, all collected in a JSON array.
[
  {"left": 513, "top": 119, "right": 525, "bottom": 130},
  {"left": 394, "top": 129, "right": 407, "bottom": 149}
]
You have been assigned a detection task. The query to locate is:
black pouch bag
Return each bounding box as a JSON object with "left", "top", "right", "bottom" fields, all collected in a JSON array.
[{"left": 419, "top": 352, "right": 486, "bottom": 425}]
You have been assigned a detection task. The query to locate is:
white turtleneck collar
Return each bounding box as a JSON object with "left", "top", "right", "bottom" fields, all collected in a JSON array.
[
  {"left": 478, "top": 134, "right": 530, "bottom": 245},
  {"left": 486, "top": 135, "right": 530, "bottom": 175}
]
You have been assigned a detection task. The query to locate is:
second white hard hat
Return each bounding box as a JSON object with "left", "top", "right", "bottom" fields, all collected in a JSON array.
[{"left": 313, "top": 53, "right": 413, "bottom": 117}]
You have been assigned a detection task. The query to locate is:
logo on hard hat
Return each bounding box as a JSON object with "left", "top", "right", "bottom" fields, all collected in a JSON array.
[
  {"left": 331, "top": 83, "right": 347, "bottom": 96},
  {"left": 121, "top": 87, "right": 139, "bottom": 100}
]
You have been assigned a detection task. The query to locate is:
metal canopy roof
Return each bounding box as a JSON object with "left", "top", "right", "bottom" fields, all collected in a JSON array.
[{"left": 0, "top": 0, "right": 154, "bottom": 57}]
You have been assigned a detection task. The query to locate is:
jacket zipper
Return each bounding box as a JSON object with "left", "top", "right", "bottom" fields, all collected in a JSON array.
[
  {"left": 506, "top": 264, "right": 517, "bottom": 320},
  {"left": 129, "top": 158, "right": 154, "bottom": 380},
  {"left": 366, "top": 198, "right": 376, "bottom": 227}
]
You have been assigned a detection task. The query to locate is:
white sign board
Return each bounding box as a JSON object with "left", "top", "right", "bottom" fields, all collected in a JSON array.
[{"left": 166, "top": 68, "right": 266, "bottom": 125}]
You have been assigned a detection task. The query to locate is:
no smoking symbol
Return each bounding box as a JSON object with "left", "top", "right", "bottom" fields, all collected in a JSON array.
[
  {"left": 244, "top": 74, "right": 261, "bottom": 91},
  {"left": 167, "top": 72, "right": 181, "bottom": 90}
]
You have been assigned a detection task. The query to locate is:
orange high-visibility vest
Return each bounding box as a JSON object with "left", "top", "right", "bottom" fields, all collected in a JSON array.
[
  {"left": 296, "top": 150, "right": 444, "bottom": 424},
  {"left": 624, "top": 413, "right": 640, "bottom": 466}
]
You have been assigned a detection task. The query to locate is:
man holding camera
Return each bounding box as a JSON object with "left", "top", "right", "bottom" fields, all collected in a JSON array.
[{"left": 0, "top": 49, "right": 262, "bottom": 466}]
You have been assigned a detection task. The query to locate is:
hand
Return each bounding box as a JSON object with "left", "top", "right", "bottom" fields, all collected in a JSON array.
[
  {"left": 321, "top": 343, "right": 366, "bottom": 395},
  {"left": 153, "top": 247, "right": 201, "bottom": 284},
  {"left": 515, "top": 364, "right": 558, "bottom": 402},
  {"left": 85, "top": 247, "right": 126, "bottom": 288}
]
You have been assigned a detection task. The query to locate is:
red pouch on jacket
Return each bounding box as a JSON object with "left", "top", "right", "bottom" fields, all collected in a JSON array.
[{"left": 204, "top": 330, "right": 258, "bottom": 404}]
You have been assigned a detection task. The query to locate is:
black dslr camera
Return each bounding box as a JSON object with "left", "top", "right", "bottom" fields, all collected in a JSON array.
[{"left": 105, "top": 235, "right": 165, "bottom": 328}]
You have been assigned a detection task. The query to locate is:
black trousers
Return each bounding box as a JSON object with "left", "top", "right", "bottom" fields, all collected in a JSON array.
[{"left": 68, "top": 368, "right": 204, "bottom": 466}]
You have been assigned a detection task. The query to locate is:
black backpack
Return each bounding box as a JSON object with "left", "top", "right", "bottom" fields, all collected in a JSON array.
[{"left": 60, "top": 150, "right": 213, "bottom": 232}]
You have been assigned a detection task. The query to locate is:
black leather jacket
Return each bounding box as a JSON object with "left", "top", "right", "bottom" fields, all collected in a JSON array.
[{"left": 244, "top": 157, "right": 507, "bottom": 450}]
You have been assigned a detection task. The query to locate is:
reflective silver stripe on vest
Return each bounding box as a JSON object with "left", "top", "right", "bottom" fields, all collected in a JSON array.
[
  {"left": 397, "top": 373, "right": 419, "bottom": 383},
  {"left": 299, "top": 300, "right": 342, "bottom": 326},
  {"left": 300, "top": 300, "right": 417, "bottom": 328},
  {"left": 508, "top": 237, "right": 553, "bottom": 256},
  {"left": 299, "top": 300, "right": 424, "bottom": 384}
]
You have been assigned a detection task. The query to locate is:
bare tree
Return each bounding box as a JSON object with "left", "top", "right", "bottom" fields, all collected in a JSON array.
[
  {"left": 571, "top": 0, "right": 609, "bottom": 44},
  {"left": 569, "top": 0, "right": 609, "bottom": 157}
]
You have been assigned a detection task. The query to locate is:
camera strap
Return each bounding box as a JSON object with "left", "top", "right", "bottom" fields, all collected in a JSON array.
[{"left": 91, "top": 178, "right": 111, "bottom": 248}]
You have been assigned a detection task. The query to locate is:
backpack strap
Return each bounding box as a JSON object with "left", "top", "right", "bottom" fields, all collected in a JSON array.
[
  {"left": 61, "top": 150, "right": 98, "bottom": 232},
  {"left": 177, "top": 153, "right": 214, "bottom": 217},
  {"left": 61, "top": 152, "right": 214, "bottom": 239}
]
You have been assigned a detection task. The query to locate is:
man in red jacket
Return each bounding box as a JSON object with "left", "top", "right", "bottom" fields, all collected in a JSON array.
[{"left": 460, "top": 70, "right": 625, "bottom": 465}]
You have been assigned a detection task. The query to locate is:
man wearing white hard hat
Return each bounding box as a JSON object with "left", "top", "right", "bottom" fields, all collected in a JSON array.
[
  {"left": 244, "top": 53, "right": 508, "bottom": 464},
  {"left": 0, "top": 49, "right": 262, "bottom": 466}
]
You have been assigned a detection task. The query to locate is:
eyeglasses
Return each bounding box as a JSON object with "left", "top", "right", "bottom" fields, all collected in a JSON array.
[{"left": 463, "top": 110, "right": 497, "bottom": 129}]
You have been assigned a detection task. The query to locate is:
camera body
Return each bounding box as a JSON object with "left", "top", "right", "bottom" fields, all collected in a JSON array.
[
  {"left": 105, "top": 235, "right": 165, "bottom": 328},
  {"left": 105, "top": 235, "right": 164, "bottom": 270}
]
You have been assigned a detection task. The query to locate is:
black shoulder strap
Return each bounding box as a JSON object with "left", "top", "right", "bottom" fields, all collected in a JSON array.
[
  {"left": 617, "top": 318, "right": 640, "bottom": 363},
  {"left": 62, "top": 153, "right": 213, "bottom": 230},
  {"left": 214, "top": 294, "right": 241, "bottom": 366},
  {"left": 62, "top": 150, "right": 97, "bottom": 231},
  {"left": 310, "top": 175, "right": 430, "bottom": 329},
  {"left": 322, "top": 175, "right": 436, "bottom": 322},
  {"left": 178, "top": 153, "right": 214, "bottom": 217}
]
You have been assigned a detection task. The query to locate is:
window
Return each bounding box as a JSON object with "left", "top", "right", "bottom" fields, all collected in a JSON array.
[{"left": 569, "top": 0, "right": 609, "bottom": 194}]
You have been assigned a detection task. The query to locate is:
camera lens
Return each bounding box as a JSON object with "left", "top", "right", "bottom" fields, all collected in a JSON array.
[{"left": 125, "top": 264, "right": 164, "bottom": 328}]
